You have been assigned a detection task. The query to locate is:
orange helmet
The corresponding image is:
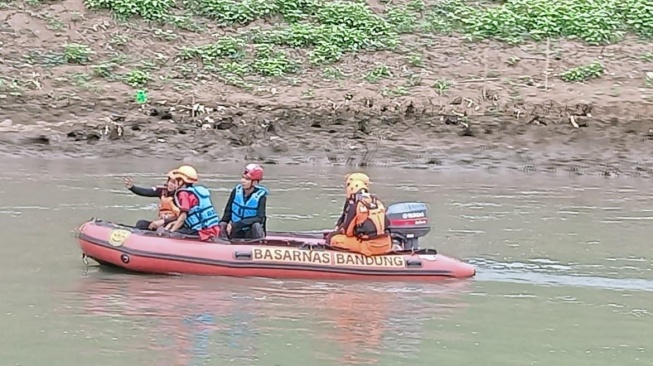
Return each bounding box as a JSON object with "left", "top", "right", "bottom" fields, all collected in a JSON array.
[
  {"left": 166, "top": 169, "right": 177, "bottom": 180},
  {"left": 346, "top": 179, "right": 368, "bottom": 197},
  {"left": 344, "top": 172, "right": 370, "bottom": 186},
  {"left": 173, "top": 165, "right": 198, "bottom": 184}
]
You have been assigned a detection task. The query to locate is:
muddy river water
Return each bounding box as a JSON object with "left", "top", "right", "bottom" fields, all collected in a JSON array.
[{"left": 0, "top": 158, "right": 651, "bottom": 365}]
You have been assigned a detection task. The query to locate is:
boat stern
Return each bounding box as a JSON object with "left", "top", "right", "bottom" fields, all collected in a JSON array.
[
  {"left": 418, "top": 253, "right": 476, "bottom": 279},
  {"left": 455, "top": 260, "right": 476, "bottom": 279}
]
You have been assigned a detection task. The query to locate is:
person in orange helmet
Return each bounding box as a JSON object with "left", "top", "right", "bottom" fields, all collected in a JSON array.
[
  {"left": 165, "top": 165, "right": 221, "bottom": 241},
  {"left": 333, "top": 172, "right": 370, "bottom": 230},
  {"left": 327, "top": 178, "right": 393, "bottom": 256},
  {"left": 123, "top": 170, "right": 181, "bottom": 231}
]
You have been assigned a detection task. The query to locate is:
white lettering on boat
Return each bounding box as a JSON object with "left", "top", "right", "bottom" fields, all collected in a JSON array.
[
  {"left": 250, "top": 248, "right": 405, "bottom": 267},
  {"left": 402, "top": 212, "right": 425, "bottom": 219},
  {"left": 252, "top": 248, "right": 331, "bottom": 264},
  {"left": 333, "top": 253, "right": 405, "bottom": 267}
]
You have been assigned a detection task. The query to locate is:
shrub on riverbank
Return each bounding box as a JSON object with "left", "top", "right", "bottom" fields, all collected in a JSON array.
[
  {"left": 4, "top": 0, "right": 652, "bottom": 100},
  {"left": 179, "top": 0, "right": 399, "bottom": 72},
  {"left": 84, "top": 0, "right": 653, "bottom": 46},
  {"left": 430, "top": 0, "right": 653, "bottom": 45},
  {"left": 79, "top": 0, "right": 653, "bottom": 83}
]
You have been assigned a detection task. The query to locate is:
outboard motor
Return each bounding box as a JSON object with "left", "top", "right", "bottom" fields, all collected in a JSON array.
[{"left": 385, "top": 201, "right": 431, "bottom": 250}]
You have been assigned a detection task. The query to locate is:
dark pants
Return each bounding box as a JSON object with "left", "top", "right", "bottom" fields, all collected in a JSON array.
[
  {"left": 176, "top": 227, "right": 198, "bottom": 235},
  {"left": 135, "top": 220, "right": 153, "bottom": 230},
  {"left": 219, "top": 222, "right": 265, "bottom": 239},
  {"left": 137, "top": 220, "right": 198, "bottom": 236}
]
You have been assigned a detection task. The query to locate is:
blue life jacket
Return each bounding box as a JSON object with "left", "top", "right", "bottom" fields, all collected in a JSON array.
[
  {"left": 174, "top": 185, "right": 220, "bottom": 231},
  {"left": 231, "top": 184, "right": 269, "bottom": 227}
]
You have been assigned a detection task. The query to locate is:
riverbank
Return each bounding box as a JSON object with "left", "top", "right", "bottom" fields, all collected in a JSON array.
[{"left": 1, "top": 0, "right": 653, "bottom": 177}]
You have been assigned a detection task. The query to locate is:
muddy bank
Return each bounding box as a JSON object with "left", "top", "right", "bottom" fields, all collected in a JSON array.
[
  {"left": 2, "top": 95, "right": 653, "bottom": 178},
  {"left": 2, "top": 0, "right": 653, "bottom": 177}
]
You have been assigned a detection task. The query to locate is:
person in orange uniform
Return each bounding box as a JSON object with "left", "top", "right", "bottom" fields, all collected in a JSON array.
[
  {"left": 165, "top": 165, "right": 221, "bottom": 241},
  {"left": 328, "top": 179, "right": 393, "bottom": 256},
  {"left": 124, "top": 170, "right": 181, "bottom": 231},
  {"left": 333, "top": 172, "right": 371, "bottom": 230}
]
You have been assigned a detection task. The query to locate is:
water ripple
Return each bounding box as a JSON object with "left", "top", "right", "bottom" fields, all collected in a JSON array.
[{"left": 472, "top": 258, "right": 653, "bottom": 292}]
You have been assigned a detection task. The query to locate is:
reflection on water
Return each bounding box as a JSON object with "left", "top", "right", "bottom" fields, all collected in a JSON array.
[
  {"left": 74, "top": 271, "right": 470, "bottom": 365},
  {"left": 1, "top": 158, "right": 653, "bottom": 365}
]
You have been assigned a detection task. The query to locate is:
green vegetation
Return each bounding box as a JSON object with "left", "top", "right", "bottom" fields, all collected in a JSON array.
[
  {"left": 85, "top": 0, "right": 176, "bottom": 23},
  {"left": 63, "top": 43, "right": 94, "bottom": 64},
  {"left": 560, "top": 62, "right": 605, "bottom": 83},
  {"left": 4, "top": 0, "right": 653, "bottom": 101},
  {"left": 432, "top": 0, "right": 653, "bottom": 45},
  {"left": 176, "top": 0, "right": 403, "bottom": 75},
  {"left": 79, "top": 0, "right": 653, "bottom": 85}
]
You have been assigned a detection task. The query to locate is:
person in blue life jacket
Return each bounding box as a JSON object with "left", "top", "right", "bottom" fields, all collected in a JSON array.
[
  {"left": 218, "top": 163, "right": 268, "bottom": 240},
  {"left": 164, "top": 165, "right": 221, "bottom": 241}
]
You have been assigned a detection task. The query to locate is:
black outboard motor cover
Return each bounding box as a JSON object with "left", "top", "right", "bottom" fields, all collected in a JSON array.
[{"left": 386, "top": 201, "right": 431, "bottom": 250}]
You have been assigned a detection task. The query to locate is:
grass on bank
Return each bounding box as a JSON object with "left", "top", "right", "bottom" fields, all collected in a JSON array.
[{"left": 3, "top": 0, "right": 653, "bottom": 100}]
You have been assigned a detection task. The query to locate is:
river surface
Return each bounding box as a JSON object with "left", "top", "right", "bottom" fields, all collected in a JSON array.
[{"left": 0, "top": 158, "right": 651, "bottom": 365}]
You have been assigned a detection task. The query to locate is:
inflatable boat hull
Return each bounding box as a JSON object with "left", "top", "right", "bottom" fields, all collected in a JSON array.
[{"left": 76, "top": 220, "right": 475, "bottom": 281}]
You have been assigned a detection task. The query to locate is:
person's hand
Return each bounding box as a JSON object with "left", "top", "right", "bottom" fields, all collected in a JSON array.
[
  {"left": 165, "top": 222, "right": 175, "bottom": 231},
  {"left": 226, "top": 223, "right": 232, "bottom": 235},
  {"left": 124, "top": 177, "right": 134, "bottom": 189},
  {"left": 148, "top": 219, "right": 165, "bottom": 230}
]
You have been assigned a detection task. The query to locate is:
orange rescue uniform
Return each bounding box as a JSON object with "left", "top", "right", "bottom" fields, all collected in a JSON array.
[
  {"left": 158, "top": 194, "right": 181, "bottom": 221},
  {"left": 329, "top": 193, "right": 393, "bottom": 256}
]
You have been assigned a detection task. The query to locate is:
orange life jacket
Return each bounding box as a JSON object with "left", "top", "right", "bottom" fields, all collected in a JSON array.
[
  {"left": 344, "top": 194, "right": 388, "bottom": 239},
  {"left": 158, "top": 192, "right": 181, "bottom": 220}
]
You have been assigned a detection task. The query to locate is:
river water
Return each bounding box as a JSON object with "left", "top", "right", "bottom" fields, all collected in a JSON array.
[{"left": 0, "top": 158, "right": 651, "bottom": 365}]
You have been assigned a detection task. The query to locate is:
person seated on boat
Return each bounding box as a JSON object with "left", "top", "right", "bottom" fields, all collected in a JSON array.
[
  {"left": 333, "top": 172, "right": 371, "bottom": 230},
  {"left": 123, "top": 170, "right": 180, "bottom": 231},
  {"left": 328, "top": 179, "right": 393, "bottom": 257},
  {"left": 218, "top": 163, "right": 268, "bottom": 240},
  {"left": 164, "top": 165, "right": 221, "bottom": 241}
]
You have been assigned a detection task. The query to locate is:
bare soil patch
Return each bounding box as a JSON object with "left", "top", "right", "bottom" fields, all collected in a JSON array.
[{"left": 1, "top": 0, "right": 653, "bottom": 177}]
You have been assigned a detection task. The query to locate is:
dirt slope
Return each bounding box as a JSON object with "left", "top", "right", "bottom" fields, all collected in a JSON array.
[{"left": 1, "top": 0, "right": 653, "bottom": 176}]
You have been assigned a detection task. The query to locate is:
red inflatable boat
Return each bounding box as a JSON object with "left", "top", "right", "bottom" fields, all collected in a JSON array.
[{"left": 75, "top": 202, "right": 476, "bottom": 281}]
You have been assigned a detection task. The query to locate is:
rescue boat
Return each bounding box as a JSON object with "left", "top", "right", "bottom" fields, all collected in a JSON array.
[{"left": 75, "top": 202, "right": 476, "bottom": 281}]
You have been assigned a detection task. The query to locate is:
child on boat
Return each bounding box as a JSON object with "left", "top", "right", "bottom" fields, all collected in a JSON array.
[{"left": 124, "top": 170, "right": 180, "bottom": 231}]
